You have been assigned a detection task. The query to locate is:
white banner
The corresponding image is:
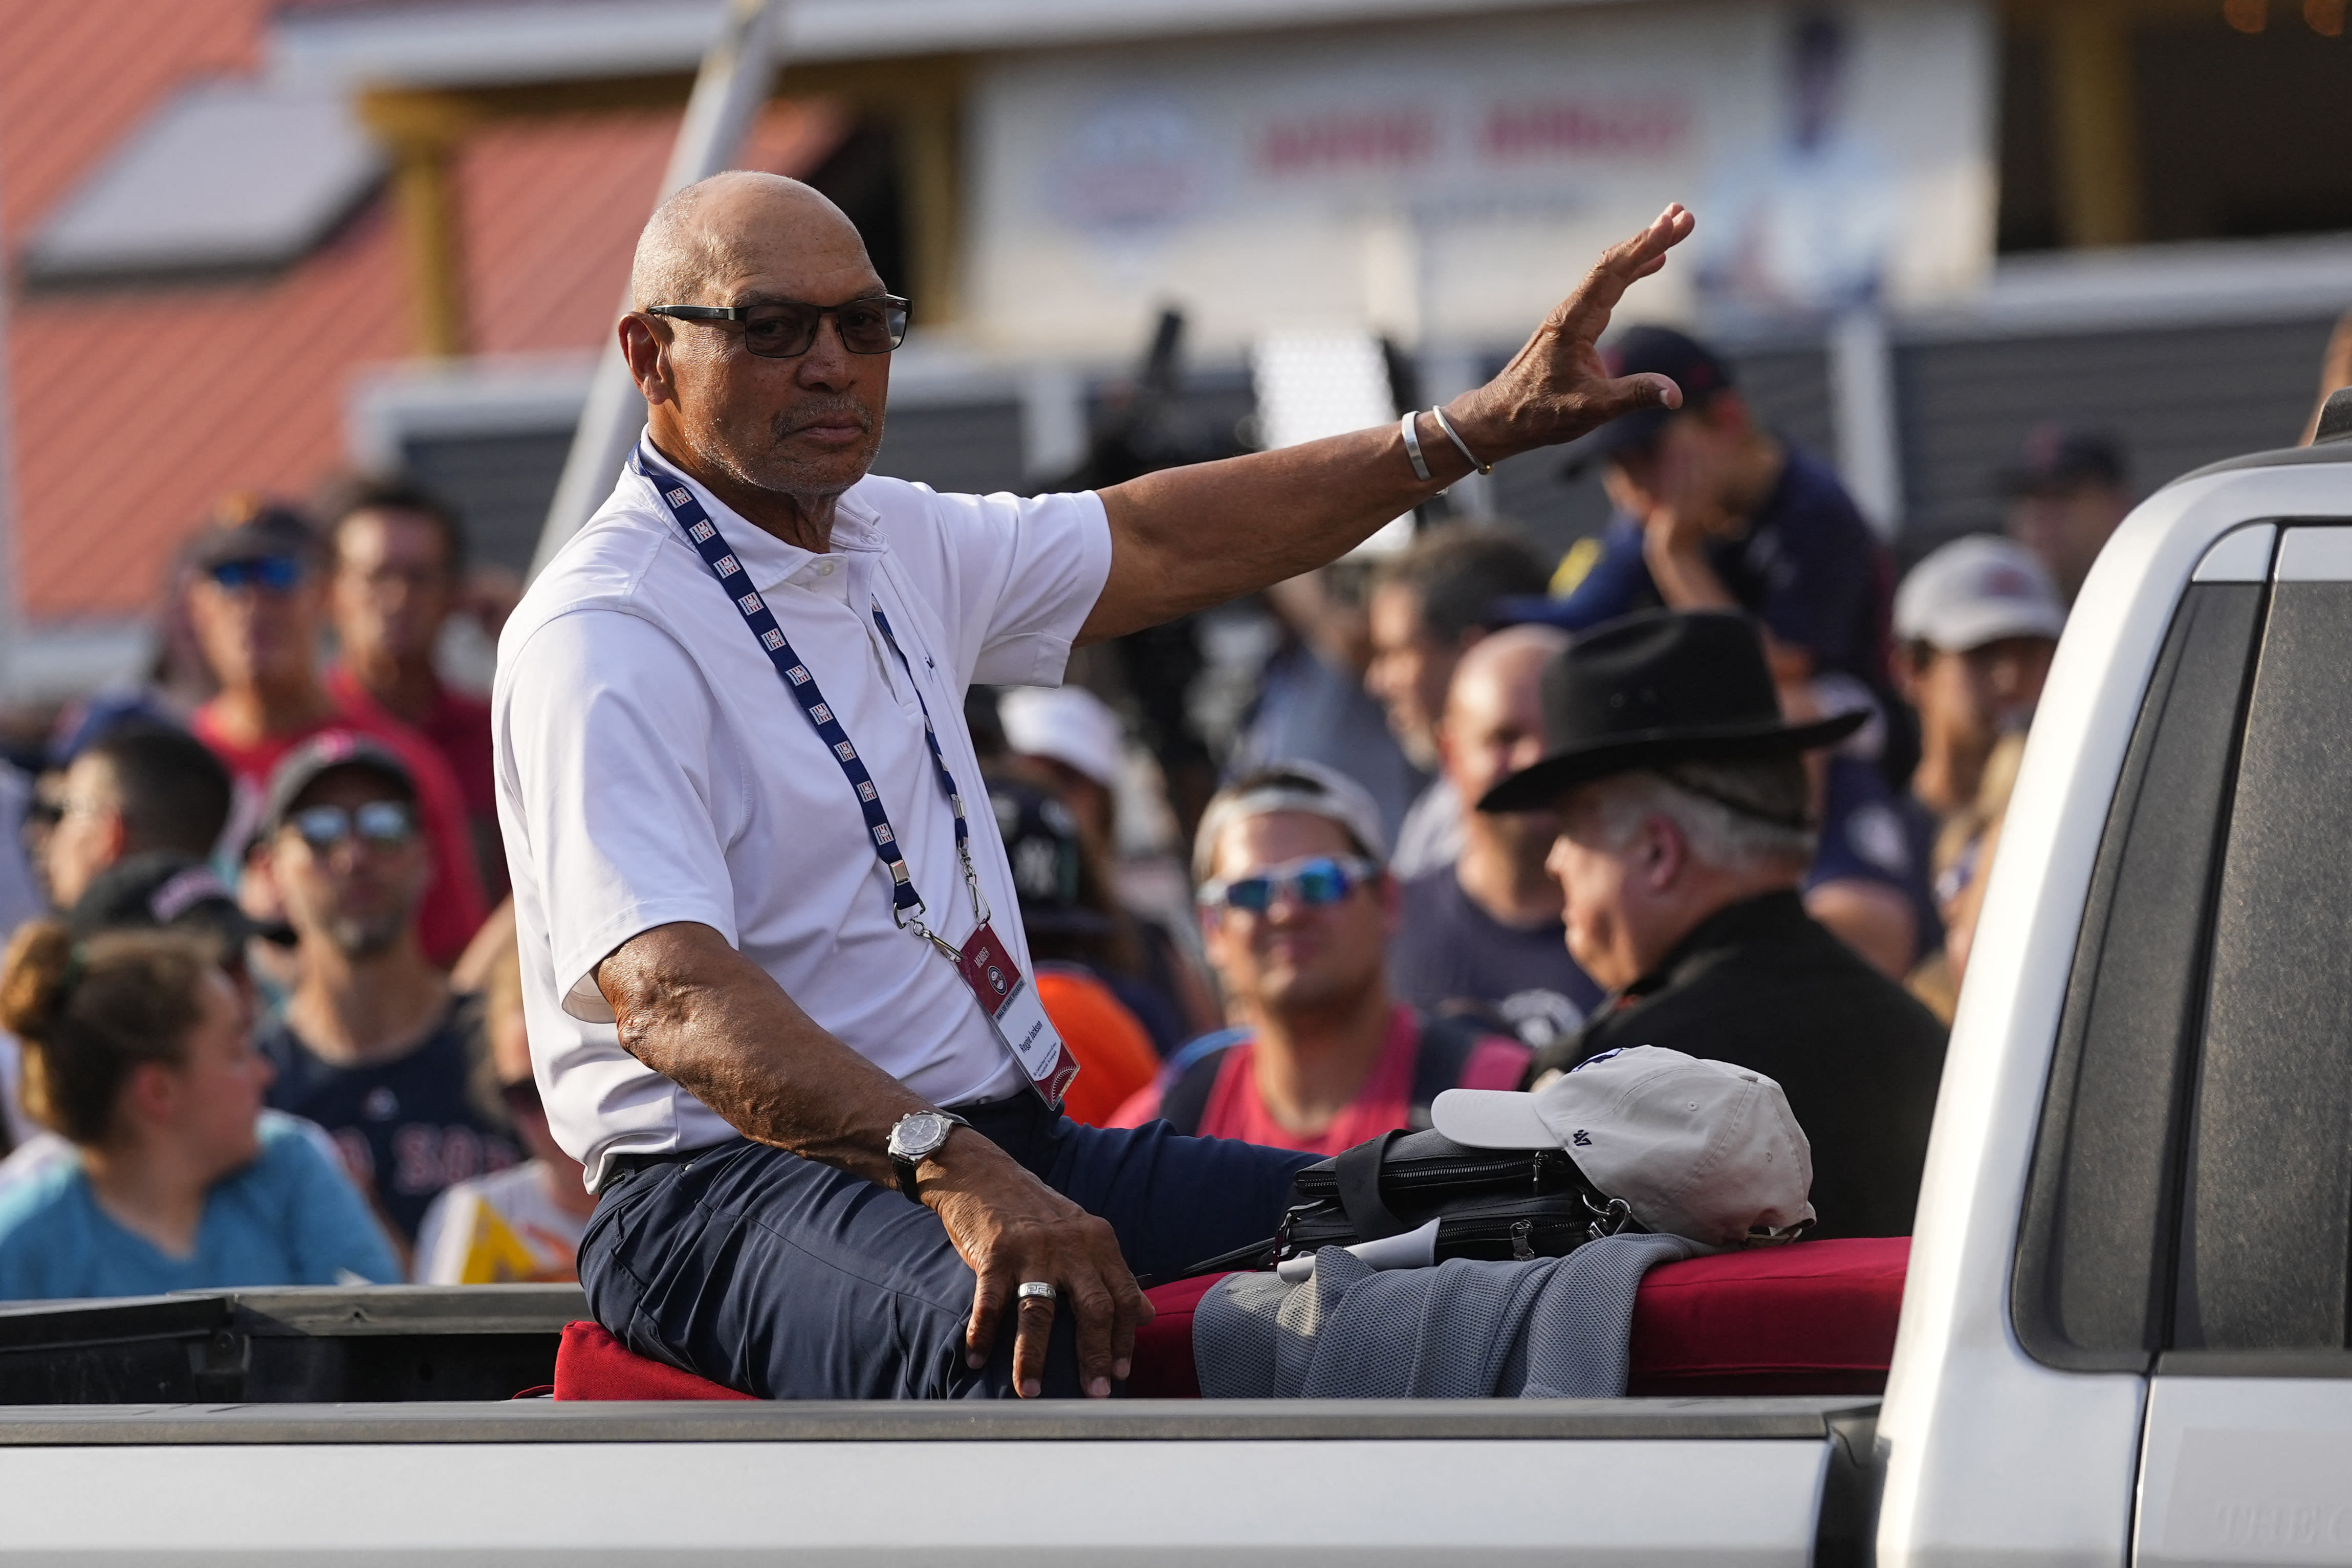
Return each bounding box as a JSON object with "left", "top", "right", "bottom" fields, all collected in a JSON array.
[{"left": 965, "top": 0, "right": 1995, "bottom": 357}]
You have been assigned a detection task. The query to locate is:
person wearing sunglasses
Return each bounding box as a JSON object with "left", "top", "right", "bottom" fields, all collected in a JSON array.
[
  {"left": 184, "top": 500, "right": 488, "bottom": 970},
  {"left": 1109, "top": 763, "right": 1528, "bottom": 1155},
  {"left": 501, "top": 167, "right": 1694, "bottom": 1401},
  {"left": 250, "top": 732, "right": 518, "bottom": 1255}
]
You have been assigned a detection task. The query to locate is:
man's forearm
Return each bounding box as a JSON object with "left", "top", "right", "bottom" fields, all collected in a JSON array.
[
  {"left": 1073, "top": 204, "right": 1697, "bottom": 646},
  {"left": 596, "top": 921, "right": 931, "bottom": 1188},
  {"left": 1080, "top": 412, "right": 1473, "bottom": 644}
]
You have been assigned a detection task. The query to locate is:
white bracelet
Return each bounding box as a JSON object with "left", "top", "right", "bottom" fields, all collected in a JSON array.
[
  {"left": 1428, "top": 406, "right": 1492, "bottom": 475},
  {"left": 1399, "top": 411, "right": 1433, "bottom": 483}
]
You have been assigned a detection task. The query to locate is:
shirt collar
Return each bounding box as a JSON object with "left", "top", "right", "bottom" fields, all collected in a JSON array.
[
  {"left": 1624, "top": 887, "right": 1812, "bottom": 1001},
  {"left": 635, "top": 433, "right": 885, "bottom": 593}
]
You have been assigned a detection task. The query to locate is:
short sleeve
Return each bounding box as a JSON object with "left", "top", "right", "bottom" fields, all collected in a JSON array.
[
  {"left": 917, "top": 489, "right": 1112, "bottom": 688},
  {"left": 266, "top": 1120, "right": 402, "bottom": 1284},
  {"left": 502, "top": 609, "right": 742, "bottom": 1020}
]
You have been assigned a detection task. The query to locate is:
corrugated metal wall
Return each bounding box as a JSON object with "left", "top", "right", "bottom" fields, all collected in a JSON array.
[
  {"left": 1894, "top": 315, "right": 2335, "bottom": 553},
  {"left": 402, "top": 313, "right": 2340, "bottom": 581}
]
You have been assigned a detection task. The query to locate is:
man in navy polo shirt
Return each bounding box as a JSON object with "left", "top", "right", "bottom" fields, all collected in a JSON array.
[{"left": 1508, "top": 325, "right": 1919, "bottom": 972}]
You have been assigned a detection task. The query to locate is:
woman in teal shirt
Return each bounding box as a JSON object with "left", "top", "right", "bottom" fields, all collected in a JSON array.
[{"left": 0, "top": 920, "right": 397, "bottom": 1298}]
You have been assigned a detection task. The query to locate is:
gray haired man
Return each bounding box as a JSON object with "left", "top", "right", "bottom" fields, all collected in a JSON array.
[{"left": 1492, "top": 611, "right": 1947, "bottom": 1240}]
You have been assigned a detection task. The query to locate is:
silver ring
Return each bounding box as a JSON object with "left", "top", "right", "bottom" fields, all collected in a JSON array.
[{"left": 1016, "top": 1280, "right": 1056, "bottom": 1303}]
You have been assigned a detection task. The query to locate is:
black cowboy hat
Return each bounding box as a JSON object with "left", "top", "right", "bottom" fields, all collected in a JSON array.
[{"left": 1476, "top": 609, "right": 1865, "bottom": 814}]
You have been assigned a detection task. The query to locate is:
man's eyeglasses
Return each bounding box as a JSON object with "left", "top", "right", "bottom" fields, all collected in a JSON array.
[
  {"left": 646, "top": 295, "right": 910, "bottom": 359},
  {"left": 205, "top": 555, "right": 304, "bottom": 593},
  {"left": 1198, "top": 855, "right": 1379, "bottom": 914},
  {"left": 286, "top": 800, "right": 418, "bottom": 853}
]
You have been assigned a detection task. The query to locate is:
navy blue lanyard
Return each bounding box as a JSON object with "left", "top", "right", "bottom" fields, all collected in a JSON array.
[{"left": 631, "top": 444, "right": 985, "bottom": 949}]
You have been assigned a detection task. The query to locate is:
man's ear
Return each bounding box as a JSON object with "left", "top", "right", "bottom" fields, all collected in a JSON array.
[
  {"left": 1641, "top": 811, "right": 1687, "bottom": 892},
  {"left": 619, "top": 314, "right": 679, "bottom": 408}
]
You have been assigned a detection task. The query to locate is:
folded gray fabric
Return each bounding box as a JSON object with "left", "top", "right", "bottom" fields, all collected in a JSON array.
[{"left": 1194, "top": 1232, "right": 1700, "bottom": 1399}]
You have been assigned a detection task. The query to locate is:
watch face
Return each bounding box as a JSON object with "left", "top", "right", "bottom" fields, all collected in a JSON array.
[{"left": 892, "top": 1112, "right": 948, "bottom": 1160}]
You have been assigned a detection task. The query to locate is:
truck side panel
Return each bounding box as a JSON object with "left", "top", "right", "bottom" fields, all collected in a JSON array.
[{"left": 0, "top": 1436, "right": 1830, "bottom": 1564}]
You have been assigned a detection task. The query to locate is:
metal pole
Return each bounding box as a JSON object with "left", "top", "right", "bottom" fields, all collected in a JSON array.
[
  {"left": 1828, "top": 307, "right": 1903, "bottom": 541},
  {"left": 529, "top": 0, "right": 786, "bottom": 579}
]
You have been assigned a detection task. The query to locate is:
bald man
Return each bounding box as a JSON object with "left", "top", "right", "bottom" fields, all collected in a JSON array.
[
  {"left": 1388, "top": 626, "right": 1602, "bottom": 1051},
  {"left": 497, "top": 170, "right": 1696, "bottom": 1401}
]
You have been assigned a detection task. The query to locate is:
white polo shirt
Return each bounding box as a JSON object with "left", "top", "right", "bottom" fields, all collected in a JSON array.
[{"left": 493, "top": 443, "right": 1113, "bottom": 1188}]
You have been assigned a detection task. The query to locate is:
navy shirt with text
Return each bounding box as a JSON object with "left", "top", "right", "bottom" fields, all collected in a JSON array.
[{"left": 260, "top": 996, "right": 519, "bottom": 1243}]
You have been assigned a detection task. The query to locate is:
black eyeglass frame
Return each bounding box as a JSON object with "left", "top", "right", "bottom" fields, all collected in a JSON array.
[{"left": 645, "top": 295, "right": 911, "bottom": 358}]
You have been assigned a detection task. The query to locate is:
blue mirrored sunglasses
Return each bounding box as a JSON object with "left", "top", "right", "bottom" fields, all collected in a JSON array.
[
  {"left": 206, "top": 555, "right": 304, "bottom": 592},
  {"left": 287, "top": 800, "right": 417, "bottom": 853},
  {"left": 1198, "top": 855, "right": 1378, "bottom": 914}
]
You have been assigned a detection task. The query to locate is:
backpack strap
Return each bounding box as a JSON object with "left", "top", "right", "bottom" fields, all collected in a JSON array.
[
  {"left": 1405, "top": 1011, "right": 1495, "bottom": 1130},
  {"left": 1154, "top": 1027, "right": 1250, "bottom": 1137}
]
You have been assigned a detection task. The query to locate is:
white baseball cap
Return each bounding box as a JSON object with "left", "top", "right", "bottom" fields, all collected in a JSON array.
[
  {"left": 1432, "top": 1046, "right": 1815, "bottom": 1247},
  {"left": 1191, "top": 758, "right": 1391, "bottom": 881},
  {"left": 1894, "top": 535, "right": 2067, "bottom": 654},
  {"left": 999, "top": 687, "right": 1126, "bottom": 792}
]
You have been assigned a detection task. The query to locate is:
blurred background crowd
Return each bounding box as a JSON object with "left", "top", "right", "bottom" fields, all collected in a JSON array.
[{"left": 1, "top": 0, "right": 2350, "bottom": 1298}]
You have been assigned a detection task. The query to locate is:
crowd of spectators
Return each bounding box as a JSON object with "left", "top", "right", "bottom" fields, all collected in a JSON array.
[{"left": 0, "top": 319, "right": 2128, "bottom": 1306}]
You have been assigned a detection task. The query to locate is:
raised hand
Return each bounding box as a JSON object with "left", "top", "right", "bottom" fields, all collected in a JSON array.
[{"left": 1446, "top": 204, "right": 1697, "bottom": 463}]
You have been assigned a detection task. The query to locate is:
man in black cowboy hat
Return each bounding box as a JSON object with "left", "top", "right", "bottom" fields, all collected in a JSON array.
[{"left": 1485, "top": 609, "right": 1947, "bottom": 1240}]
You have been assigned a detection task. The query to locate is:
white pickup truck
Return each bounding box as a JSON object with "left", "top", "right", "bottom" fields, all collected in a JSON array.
[{"left": 3, "top": 438, "right": 2350, "bottom": 1565}]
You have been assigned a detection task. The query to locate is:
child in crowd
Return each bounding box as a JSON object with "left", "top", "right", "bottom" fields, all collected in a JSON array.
[
  {"left": 412, "top": 946, "right": 594, "bottom": 1283},
  {"left": 0, "top": 919, "right": 398, "bottom": 1298}
]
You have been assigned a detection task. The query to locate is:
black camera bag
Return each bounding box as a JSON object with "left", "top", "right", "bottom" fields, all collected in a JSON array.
[{"left": 1180, "top": 1127, "right": 1638, "bottom": 1278}]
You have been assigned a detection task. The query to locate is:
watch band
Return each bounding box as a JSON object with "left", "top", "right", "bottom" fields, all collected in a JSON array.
[{"left": 889, "top": 1110, "right": 968, "bottom": 1202}]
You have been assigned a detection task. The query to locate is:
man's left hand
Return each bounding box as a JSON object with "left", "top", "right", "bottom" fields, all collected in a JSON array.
[{"left": 1443, "top": 203, "right": 1697, "bottom": 464}]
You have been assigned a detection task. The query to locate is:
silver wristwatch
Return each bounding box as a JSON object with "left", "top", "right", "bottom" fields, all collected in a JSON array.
[{"left": 886, "top": 1109, "right": 969, "bottom": 1201}]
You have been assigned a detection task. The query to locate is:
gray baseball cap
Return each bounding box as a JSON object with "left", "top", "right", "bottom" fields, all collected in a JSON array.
[
  {"left": 1434, "top": 1045, "right": 1816, "bottom": 1248},
  {"left": 1894, "top": 535, "right": 2066, "bottom": 654}
]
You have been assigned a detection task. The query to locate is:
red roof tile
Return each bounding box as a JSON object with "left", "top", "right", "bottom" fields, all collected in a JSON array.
[{"left": 3, "top": 0, "right": 844, "bottom": 626}]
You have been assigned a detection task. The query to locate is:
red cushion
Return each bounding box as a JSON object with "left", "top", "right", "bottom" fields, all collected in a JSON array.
[
  {"left": 1626, "top": 1236, "right": 1908, "bottom": 1395},
  {"left": 553, "top": 1236, "right": 1908, "bottom": 1401},
  {"left": 1129, "top": 1272, "right": 1229, "bottom": 1398},
  {"left": 553, "top": 1321, "right": 757, "bottom": 1401}
]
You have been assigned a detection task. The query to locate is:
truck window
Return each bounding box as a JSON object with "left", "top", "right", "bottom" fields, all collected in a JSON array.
[
  {"left": 2174, "top": 550, "right": 2352, "bottom": 1353},
  {"left": 2014, "top": 578, "right": 2266, "bottom": 1371}
]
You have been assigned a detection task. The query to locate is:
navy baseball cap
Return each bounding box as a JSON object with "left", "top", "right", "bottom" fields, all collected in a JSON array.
[
  {"left": 69, "top": 851, "right": 257, "bottom": 950},
  {"left": 987, "top": 775, "right": 1110, "bottom": 937},
  {"left": 1557, "top": 325, "right": 1735, "bottom": 478},
  {"left": 2001, "top": 425, "right": 2126, "bottom": 497},
  {"left": 188, "top": 497, "right": 325, "bottom": 572}
]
